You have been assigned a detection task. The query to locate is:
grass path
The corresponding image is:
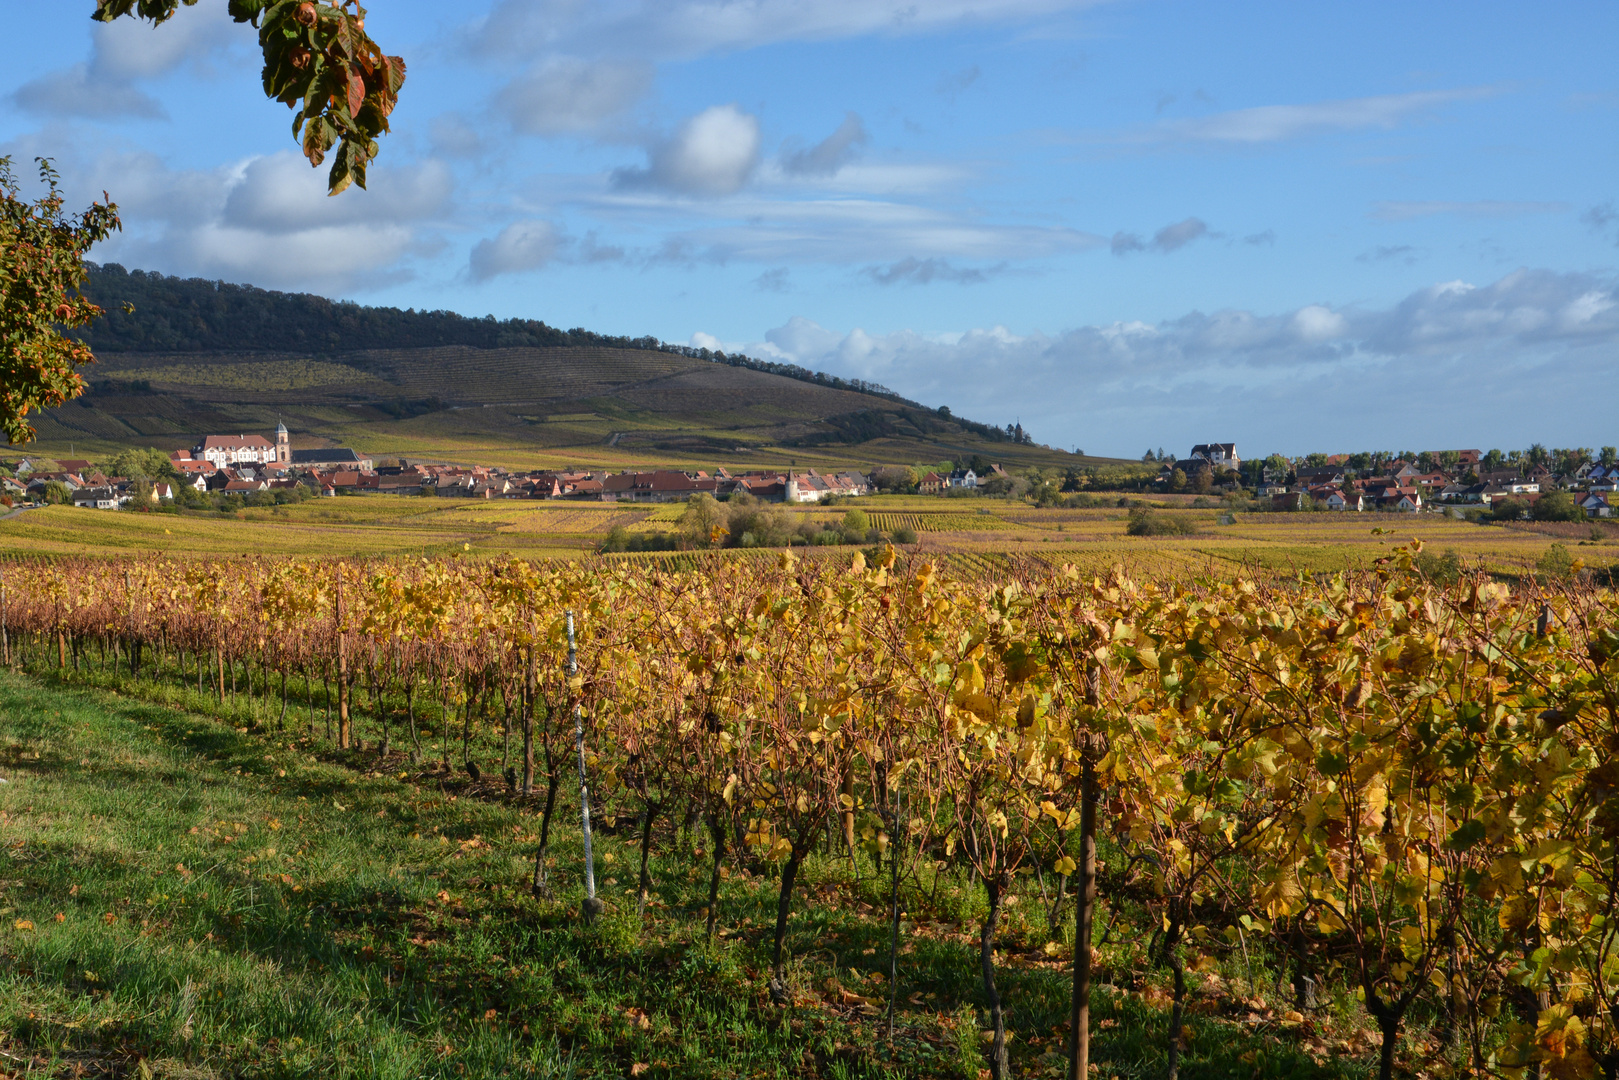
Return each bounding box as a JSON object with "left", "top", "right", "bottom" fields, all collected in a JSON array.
[{"left": 0, "top": 671, "right": 1368, "bottom": 1079}]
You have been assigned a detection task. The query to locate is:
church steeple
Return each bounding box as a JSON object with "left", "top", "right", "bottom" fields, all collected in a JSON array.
[{"left": 275, "top": 419, "right": 290, "bottom": 464}]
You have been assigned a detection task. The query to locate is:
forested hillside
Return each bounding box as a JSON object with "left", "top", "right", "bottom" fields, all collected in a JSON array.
[
  {"left": 75, "top": 264, "right": 917, "bottom": 410},
  {"left": 25, "top": 264, "right": 1077, "bottom": 470}
]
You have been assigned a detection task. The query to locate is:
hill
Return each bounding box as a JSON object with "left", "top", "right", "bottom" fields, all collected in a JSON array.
[{"left": 24, "top": 264, "right": 1103, "bottom": 472}]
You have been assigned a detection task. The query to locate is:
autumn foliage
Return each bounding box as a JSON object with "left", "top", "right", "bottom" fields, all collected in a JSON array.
[
  {"left": 0, "top": 157, "right": 120, "bottom": 445},
  {"left": 2, "top": 546, "right": 1617, "bottom": 1079}
]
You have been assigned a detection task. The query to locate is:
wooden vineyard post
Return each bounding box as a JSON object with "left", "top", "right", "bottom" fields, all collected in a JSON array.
[
  {"left": 336, "top": 572, "right": 351, "bottom": 749},
  {"left": 568, "top": 610, "right": 601, "bottom": 921},
  {"left": 1069, "top": 665, "right": 1103, "bottom": 1080},
  {"left": 1, "top": 563, "right": 9, "bottom": 668}
]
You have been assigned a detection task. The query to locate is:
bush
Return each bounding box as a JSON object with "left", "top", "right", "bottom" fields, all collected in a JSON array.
[
  {"left": 1537, "top": 543, "right": 1577, "bottom": 580},
  {"left": 1491, "top": 498, "right": 1528, "bottom": 522},
  {"left": 892, "top": 526, "right": 918, "bottom": 545},
  {"left": 1125, "top": 507, "right": 1196, "bottom": 536},
  {"left": 1416, "top": 548, "right": 1464, "bottom": 585},
  {"left": 1532, "top": 490, "right": 1586, "bottom": 523},
  {"left": 842, "top": 507, "right": 870, "bottom": 534}
]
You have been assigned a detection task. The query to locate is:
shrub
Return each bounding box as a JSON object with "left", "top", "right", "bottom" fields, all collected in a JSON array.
[
  {"left": 1125, "top": 507, "right": 1195, "bottom": 536},
  {"left": 1532, "top": 490, "right": 1586, "bottom": 523},
  {"left": 1537, "top": 543, "right": 1577, "bottom": 580},
  {"left": 842, "top": 507, "right": 870, "bottom": 534},
  {"left": 1416, "top": 548, "right": 1464, "bottom": 585},
  {"left": 1491, "top": 498, "right": 1528, "bottom": 522},
  {"left": 892, "top": 526, "right": 918, "bottom": 545}
]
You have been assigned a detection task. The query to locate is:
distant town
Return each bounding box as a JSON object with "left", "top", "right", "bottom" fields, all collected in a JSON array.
[{"left": 1, "top": 429, "right": 1614, "bottom": 520}]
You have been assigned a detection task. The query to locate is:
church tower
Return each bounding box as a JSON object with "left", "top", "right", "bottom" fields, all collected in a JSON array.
[
  {"left": 275, "top": 419, "right": 290, "bottom": 465},
  {"left": 785, "top": 470, "right": 799, "bottom": 504}
]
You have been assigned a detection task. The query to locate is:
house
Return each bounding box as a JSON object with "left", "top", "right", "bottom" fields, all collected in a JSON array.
[
  {"left": 170, "top": 451, "right": 214, "bottom": 478},
  {"left": 1312, "top": 486, "right": 1363, "bottom": 511},
  {"left": 948, "top": 468, "right": 978, "bottom": 489},
  {"left": 290, "top": 447, "right": 374, "bottom": 472},
  {"left": 1579, "top": 492, "right": 1612, "bottom": 518},
  {"left": 1295, "top": 467, "right": 1347, "bottom": 487},
  {"left": 1271, "top": 491, "right": 1307, "bottom": 512},
  {"left": 605, "top": 471, "right": 713, "bottom": 503},
  {"left": 1369, "top": 486, "right": 1423, "bottom": 511},
  {"left": 72, "top": 485, "right": 124, "bottom": 510},
  {"left": 1188, "top": 443, "right": 1240, "bottom": 468},
  {"left": 197, "top": 434, "right": 278, "bottom": 467},
  {"left": 918, "top": 472, "right": 947, "bottom": 495}
]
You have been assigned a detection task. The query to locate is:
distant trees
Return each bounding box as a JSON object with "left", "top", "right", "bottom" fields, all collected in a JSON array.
[
  {"left": 869, "top": 466, "right": 914, "bottom": 494},
  {"left": 1533, "top": 490, "right": 1587, "bottom": 523},
  {"left": 102, "top": 446, "right": 179, "bottom": 482},
  {"left": 41, "top": 479, "right": 72, "bottom": 504},
  {"left": 1491, "top": 497, "right": 1528, "bottom": 522}
]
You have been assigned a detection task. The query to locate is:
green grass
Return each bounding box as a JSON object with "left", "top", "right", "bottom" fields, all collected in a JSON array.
[{"left": 0, "top": 668, "right": 1378, "bottom": 1079}]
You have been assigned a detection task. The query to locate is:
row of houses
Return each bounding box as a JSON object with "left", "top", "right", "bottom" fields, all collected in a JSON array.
[
  {"left": 0, "top": 460, "right": 177, "bottom": 509},
  {"left": 1256, "top": 451, "right": 1616, "bottom": 517}
]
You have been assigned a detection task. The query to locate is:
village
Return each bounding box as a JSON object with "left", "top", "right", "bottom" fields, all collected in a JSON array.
[
  {"left": 1, "top": 430, "right": 1614, "bottom": 520},
  {"left": 1153, "top": 443, "right": 1616, "bottom": 518}
]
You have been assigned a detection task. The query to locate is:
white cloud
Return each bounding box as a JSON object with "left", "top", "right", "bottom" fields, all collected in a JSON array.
[
  {"left": 612, "top": 105, "right": 761, "bottom": 196},
  {"left": 1370, "top": 200, "right": 1569, "bottom": 221},
  {"left": 496, "top": 56, "right": 654, "bottom": 136},
  {"left": 700, "top": 268, "right": 1619, "bottom": 452},
  {"left": 781, "top": 113, "right": 868, "bottom": 177},
  {"left": 222, "top": 153, "right": 452, "bottom": 235},
  {"left": 30, "top": 145, "right": 450, "bottom": 293},
  {"left": 1088, "top": 86, "right": 1501, "bottom": 150},
  {"left": 469, "top": 220, "right": 564, "bottom": 281},
  {"left": 593, "top": 193, "right": 1103, "bottom": 263},
  {"left": 467, "top": 0, "right": 1111, "bottom": 61},
  {"left": 10, "top": 3, "right": 236, "bottom": 119},
  {"left": 11, "top": 63, "right": 165, "bottom": 119}
]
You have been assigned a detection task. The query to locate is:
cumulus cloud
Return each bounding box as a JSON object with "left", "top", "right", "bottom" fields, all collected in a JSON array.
[
  {"left": 469, "top": 220, "right": 563, "bottom": 281},
  {"left": 11, "top": 3, "right": 236, "bottom": 119},
  {"left": 863, "top": 258, "right": 1003, "bottom": 285},
  {"left": 701, "top": 268, "right": 1619, "bottom": 452},
  {"left": 1371, "top": 200, "right": 1568, "bottom": 221},
  {"left": 780, "top": 113, "right": 868, "bottom": 177},
  {"left": 28, "top": 146, "right": 449, "bottom": 292},
  {"left": 496, "top": 57, "right": 653, "bottom": 136},
  {"left": 1111, "top": 217, "right": 1211, "bottom": 256},
  {"left": 11, "top": 64, "right": 166, "bottom": 119},
  {"left": 612, "top": 105, "right": 761, "bottom": 196},
  {"left": 221, "top": 153, "right": 452, "bottom": 236}
]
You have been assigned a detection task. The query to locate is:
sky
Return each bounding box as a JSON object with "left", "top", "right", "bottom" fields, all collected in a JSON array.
[{"left": 2, "top": 0, "right": 1615, "bottom": 458}]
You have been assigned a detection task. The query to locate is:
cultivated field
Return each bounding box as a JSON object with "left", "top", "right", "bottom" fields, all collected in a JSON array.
[{"left": 5, "top": 494, "right": 1615, "bottom": 579}]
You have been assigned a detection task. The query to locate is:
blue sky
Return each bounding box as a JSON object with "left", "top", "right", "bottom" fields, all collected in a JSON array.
[{"left": 3, "top": 0, "right": 1615, "bottom": 457}]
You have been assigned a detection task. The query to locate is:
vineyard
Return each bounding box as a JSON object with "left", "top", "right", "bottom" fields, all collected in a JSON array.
[{"left": 1, "top": 548, "right": 1617, "bottom": 1080}]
